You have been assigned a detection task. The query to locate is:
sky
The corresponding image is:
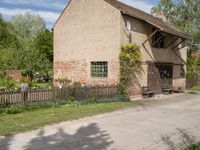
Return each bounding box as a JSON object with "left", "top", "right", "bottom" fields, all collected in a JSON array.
[{"left": 0, "top": 0, "right": 159, "bottom": 28}]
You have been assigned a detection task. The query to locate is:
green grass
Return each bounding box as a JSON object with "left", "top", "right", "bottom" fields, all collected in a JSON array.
[
  {"left": 190, "top": 85, "right": 200, "bottom": 91},
  {"left": 185, "top": 143, "right": 200, "bottom": 150},
  {"left": 0, "top": 102, "right": 136, "bottom": 136}
]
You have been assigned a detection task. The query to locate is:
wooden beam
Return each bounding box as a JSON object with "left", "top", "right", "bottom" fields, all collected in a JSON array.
[
  {"left": 172, "top": 39, "right": 186, "bottom": 50},
  {"left": 142, "top": 29, "right": 159, "bottom": 45},
  {"left": 165, "top": 37, "right": 179, "bottom": 48}
]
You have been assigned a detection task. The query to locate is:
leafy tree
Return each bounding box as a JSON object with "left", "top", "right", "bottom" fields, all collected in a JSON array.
[
  {"left": 187, "top": 53, "right": 200, "bottom": 80},
  {"left": 0, "top": 17, "right": 19, "bottom": 49},
  {"left": 151, "top": 0, "right": 200, "bottom": 45},
  {"left": 1, "top": 12, "right": 52, "bottom": 78},
  {"left": 151, "top": 0, "right": 200, "bottom": 78},
  {"left": 34, "top": 29, "right": 53, "bottom": 62},
  {"left": 11, "top": 12, "right": 46, "bottom": 41},
  {"left": 0, "top": 16, "right": 20, "bottom": 72},
  {"left": 2, "top": 47, "right": 51, "bottom": 74}
]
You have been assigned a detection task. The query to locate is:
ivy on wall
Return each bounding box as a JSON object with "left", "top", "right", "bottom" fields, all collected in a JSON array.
[{"left": 119, "top": 44, "right": 142, "bottom": 95}]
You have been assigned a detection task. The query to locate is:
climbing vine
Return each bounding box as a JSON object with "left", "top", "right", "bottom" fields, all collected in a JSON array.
[{"left": 119, "top": 44, "right": 142, "bottom": 95}]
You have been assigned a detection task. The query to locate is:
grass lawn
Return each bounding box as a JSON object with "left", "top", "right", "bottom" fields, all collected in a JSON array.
[
  {"left": 190, "top": 85, "right": 200, "bottom": 91},
  {"left": 185, "top": 143, "right": 200, "bottom": 150},
  {"left": 0, "top": 102, "right": 137, "bottom": 136}
]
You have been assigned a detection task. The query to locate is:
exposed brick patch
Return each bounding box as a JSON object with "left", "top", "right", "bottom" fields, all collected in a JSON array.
[
  {"left": 54, "top": 60, "right": 120, "bottom": 86},
  {"left": 54, "top": 60, "right": 88, "bottom": 84},
  {"left": 173, "top": 78, "right": 186, "bottom": 91},
  {"left": 7, "top": 70, "right": 22, "bottom": 81},
  {"left": 54, "top": 59, "right": 143, "bottom": 96}
]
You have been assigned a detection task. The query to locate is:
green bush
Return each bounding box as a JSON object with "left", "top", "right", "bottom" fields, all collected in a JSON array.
[
  {"left": 119, "top": 44, "right": 141, "bottom": 95},
  {"left": 4, "top": 105, "right": 24, "bottom": 114},
  {"left": 0, "top": 77, "right": 16, "bottom": 89},
  {"left": 119, "top": 85, "right": 127, "bottom": 95},
  {"left": 185, "top": 143, "right": 200, "bottom": 150},
  {"left": 190, "top": 85, "right": 200, "bottom": 91}
]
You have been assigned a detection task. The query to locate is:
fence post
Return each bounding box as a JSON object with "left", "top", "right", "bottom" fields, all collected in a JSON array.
[{"left": 21, "top": 90, "right": 28, "bottom": 106}]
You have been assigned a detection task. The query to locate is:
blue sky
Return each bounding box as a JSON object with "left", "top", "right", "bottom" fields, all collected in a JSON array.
[{"left": 0, "top": 0, "right": 159, "bottom": 28}]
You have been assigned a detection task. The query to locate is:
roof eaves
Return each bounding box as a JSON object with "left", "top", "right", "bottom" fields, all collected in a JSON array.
[
  {"left": 105, "top": 0, "right": 190, "bottom": 39},
  {"left": 52, "top": 0, "right": 72, "bottom": 30}
]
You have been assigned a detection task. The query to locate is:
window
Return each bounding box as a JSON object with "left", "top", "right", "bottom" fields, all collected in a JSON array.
[
  {"left": 126, "top": 20, "right": 131, "bottom": 31},
  {"left": 91, "top": 62, "right": 108, "bottom": 78},
  {"left": 157, "top": 65, "right": 173, "bottom": 79},
  {"left": 152, "top": 29, "right": 165, "bottom": 48}
]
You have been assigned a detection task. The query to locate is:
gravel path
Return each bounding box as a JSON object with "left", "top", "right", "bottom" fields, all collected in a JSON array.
[{"left": 1, "top": 94, "right": 200, "bottom": 150}]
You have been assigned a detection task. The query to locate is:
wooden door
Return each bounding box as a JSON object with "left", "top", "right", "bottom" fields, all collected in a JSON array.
[
  {"left": 156, "top": 64, "right": 173, "bottom": 86},
  {"left": 148, "top": 63, "right": 162, "bottom": 94}
]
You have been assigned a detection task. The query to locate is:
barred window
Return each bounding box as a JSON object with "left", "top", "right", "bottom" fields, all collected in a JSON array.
[{"left": 91, "top": 62, "right": 108, "bottom": 78}]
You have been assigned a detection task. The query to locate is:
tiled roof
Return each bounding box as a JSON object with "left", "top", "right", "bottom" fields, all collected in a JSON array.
[{"left": 105, "top": 0, "right": 189, "bottom": 39}]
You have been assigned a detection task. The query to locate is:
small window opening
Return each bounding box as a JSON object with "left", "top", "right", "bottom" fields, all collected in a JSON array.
[
  {"left": 91, "top": 62, "right": 108, "bottom": 78},
  {"left": 152, "top": 28, "right": 165, "bottom": 48}
]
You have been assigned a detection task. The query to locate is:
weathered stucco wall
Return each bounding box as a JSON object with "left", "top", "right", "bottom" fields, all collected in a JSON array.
[
  {"left": 121, "top": 15, "right": 187, "bottom": 93},
  {"left": 54, "top": 0, "right": 187, "bottom": 94},
  {"left": 54, "top": 0, "right": 121, "bottom": 85}
]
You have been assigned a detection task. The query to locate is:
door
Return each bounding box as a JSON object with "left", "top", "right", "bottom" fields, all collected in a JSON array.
[
  {"left": 156, "top": 63, "right": 173, "bottom": 86},
  {"left": 148, "top": 63, "right": 162, "bottom": 94}
]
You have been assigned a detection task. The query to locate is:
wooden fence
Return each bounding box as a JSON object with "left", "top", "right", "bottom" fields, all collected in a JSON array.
[
  {"left": 186, "top": 76, "right": 200, "bottom": 88},
  {"left": 0, "top": 85, "right": 119, "bottom": 108}
]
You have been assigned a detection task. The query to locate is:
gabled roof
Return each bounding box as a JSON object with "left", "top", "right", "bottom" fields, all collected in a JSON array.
[
  {"left": 53, "top": 0, "right": 189, "bottom": 39},
  {"left": 105, "top": 0, "right": 189, "bottom": 39}
]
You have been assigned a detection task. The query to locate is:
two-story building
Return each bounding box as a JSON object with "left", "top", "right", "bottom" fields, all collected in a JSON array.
[{"left": 53, "top": 0, "right": 189, "bottom": 95}]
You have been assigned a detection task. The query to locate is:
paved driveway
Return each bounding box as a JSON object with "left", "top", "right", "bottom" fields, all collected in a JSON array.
[{"left": 1, "top": 94, "right": 200, "bottom": 150}]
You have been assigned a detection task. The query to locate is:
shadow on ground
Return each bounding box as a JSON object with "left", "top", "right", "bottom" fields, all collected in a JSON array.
[
  {"left": 161, "top": 128, "right": 198, "bottom": 150},
  {"left": 23, "top": 123, "right": 113, "bottom": 150},
  {"left": 0, "top": 135, "right": 13, "bottom": 150},
  {"left": 0, "top": 123, "right": 113, "bottom": 150}
]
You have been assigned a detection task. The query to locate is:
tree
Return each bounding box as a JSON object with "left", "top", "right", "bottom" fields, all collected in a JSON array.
[
  {"left": 0, "top": 17, "right": 20, "bottom": 49},
  {"left": 1, "top": 12, "right": 51, "bottom": 76},
  {"left": 2, "top": 47, "right": 51, "bottom": 74},
  {"left": 151, "top": 0, "right": 200, "bottom": 78},
  {"left": 151, "top": 0, "right": 200, "bottom": 45},
  {"left": 0, "top": 16, "right": 20, "bottom": 72},
  {"left": 11, "top": 12, "right": 46, "bottom": 41},
  {"left": 34, "top": 29, "right": 53, "bottom": 62},
  {"left": 187, "top": 53, "right": 200, "bottom": 79}
]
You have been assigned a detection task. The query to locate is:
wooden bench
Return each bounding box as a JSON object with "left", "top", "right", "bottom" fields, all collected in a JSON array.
[
  {"left": 162, "top": 85, "right": 173, "bottom": 95},
  {"left": 142, "top": 87, "right": 155, "bottom": 98}
]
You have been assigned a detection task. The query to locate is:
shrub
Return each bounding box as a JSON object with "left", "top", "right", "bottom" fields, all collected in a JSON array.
[
  {"left": 1, "top": 77, "right": 16, "bottom": 89},
  {"left": 0, "top": 95, "right": 130, "bottom": 115},
  {"left": 185, "top": 143, "right": 200, "bottom": 150},
  {"left": 80, "top": 98, "right": 97, "bottom": 105},
  {"left": 4, "top": 105, "right": 24, "bottom": 114},
  {"left": 119, "top": 44, "right": 141, "bottom": 95}
]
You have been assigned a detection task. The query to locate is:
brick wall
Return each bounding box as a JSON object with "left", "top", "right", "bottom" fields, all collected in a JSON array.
[{"left": 54, "top": 60, "right": 120, "bottom": 86}]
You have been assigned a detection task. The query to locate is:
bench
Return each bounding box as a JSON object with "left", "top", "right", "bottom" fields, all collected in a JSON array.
[
  {"left": 142, "top": 87, "right": 155, "bottom": 98},
  {"left": 162, "top": 85, "right": 173, "bottom": 95}
]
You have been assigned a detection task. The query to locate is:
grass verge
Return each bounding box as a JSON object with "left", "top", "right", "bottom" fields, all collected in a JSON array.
[
  {"left": 185, "top": 143, "right": 200, "bottom": 150},
  {"left": 0, "top": 101, "right": 137, "bottom": 136},
  {"left": 190, "top": 85, "right": 200, "bottom": 91}
]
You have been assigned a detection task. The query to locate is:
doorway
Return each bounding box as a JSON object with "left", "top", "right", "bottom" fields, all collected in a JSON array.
[{"left": 148, "top": 62, "right": 173, "bottom": 94}]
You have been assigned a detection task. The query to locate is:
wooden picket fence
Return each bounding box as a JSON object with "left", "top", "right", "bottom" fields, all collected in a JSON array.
[
  {"left": 0, "top": 85, "right": 119, "bottom": 108},
  {"left": 186, "top": 76, "right": 200, "bottom": 88}
]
